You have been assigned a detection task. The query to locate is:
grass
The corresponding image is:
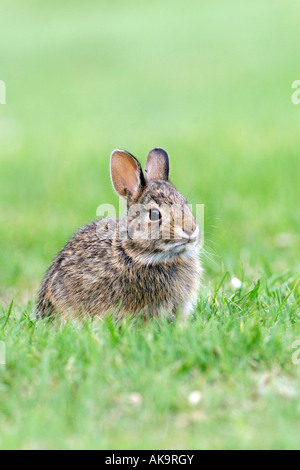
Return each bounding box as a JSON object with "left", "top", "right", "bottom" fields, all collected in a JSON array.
[
  {"left": 1, "top": 275, "right": 300, "bottom": 449},
  {"left": 0, "top": 0, "right": 300, "bottom": 449}
]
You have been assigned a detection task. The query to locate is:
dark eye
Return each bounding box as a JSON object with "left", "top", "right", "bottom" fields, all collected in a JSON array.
[{"left": 149, "top": 208, "right": 161, "bottom": 221}]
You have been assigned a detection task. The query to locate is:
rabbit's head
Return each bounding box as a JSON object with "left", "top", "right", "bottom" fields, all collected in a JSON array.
[{"left": 110, "top": 148, "right": 200, "bottom": 264}]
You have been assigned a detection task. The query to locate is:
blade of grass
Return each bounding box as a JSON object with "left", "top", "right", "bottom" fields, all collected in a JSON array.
[{"left": 3, "top": 300, "right": 13, "bottom": 328}]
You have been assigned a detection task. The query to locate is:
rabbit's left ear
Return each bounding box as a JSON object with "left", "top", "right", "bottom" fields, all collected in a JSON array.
[
  {"left": 110, "top": 149, "right": 145, "bottom": 199},
  {"left": 145, "top": 148, "right": 169, "bottom": 182}
]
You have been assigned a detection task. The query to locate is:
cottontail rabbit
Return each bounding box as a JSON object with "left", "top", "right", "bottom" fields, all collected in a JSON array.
[{"left": 37, "top": 148, "right": 201, "bottom": 320}]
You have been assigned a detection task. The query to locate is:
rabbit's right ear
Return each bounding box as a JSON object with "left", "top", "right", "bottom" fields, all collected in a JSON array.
[
  {"left": 110, "top": 150, "right": 145, "bottom": 199},
  {"left": 145, "top": 148, "right": 169, "bottom": 182}
]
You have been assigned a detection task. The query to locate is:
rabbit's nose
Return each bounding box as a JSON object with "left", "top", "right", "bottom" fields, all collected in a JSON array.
[
  {"left": 184, "top": 229, "right": 195, "bottom": 238},
  {"left": 182, "top": 221, "right": 197, "bottom": 238},
  {"left": 184, "top": 229, "right": 195, "bottom": 237}
]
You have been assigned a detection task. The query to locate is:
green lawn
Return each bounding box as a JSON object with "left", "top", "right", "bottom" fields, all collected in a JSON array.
[{"left": 0, "top": 0, "right": 300, "bottom": 449}]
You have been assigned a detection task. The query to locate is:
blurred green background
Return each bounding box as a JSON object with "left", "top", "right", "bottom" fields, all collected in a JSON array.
[{"left": 0, "top": 0, "right": 300, "bottom": 302}]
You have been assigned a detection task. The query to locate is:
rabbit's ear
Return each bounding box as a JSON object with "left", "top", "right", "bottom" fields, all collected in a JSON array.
[
  {"left": 111, "top": 149, "right": 145, "bottom": 199},
  {"left": 145, "top": 148, "right": 169, "bottom": 182}
]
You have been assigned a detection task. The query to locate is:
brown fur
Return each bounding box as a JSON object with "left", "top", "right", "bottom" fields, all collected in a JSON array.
[{"left": 37, "top": 148, "right": 201, "bottom": 320}]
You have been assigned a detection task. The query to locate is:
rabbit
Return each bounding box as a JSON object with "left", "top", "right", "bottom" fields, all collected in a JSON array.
[{"left": 37, "top": 148, "right": 202, "bottom": 321}]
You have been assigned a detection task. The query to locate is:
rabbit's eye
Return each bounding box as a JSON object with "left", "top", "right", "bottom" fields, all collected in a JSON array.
[{"left": 149, "top": 208, "right": 161, "bottom": 222}]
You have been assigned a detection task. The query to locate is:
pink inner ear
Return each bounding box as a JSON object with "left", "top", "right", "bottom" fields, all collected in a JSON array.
[
  {"left": 121, "top": 160, "right": 140, "bottom": 196},
  {"left": 111, "top": 150, "right": 141, "bottom": 198}
]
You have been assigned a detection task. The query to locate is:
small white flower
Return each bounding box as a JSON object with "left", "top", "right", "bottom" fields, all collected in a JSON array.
[
  {"left": 274, "top": 232, "right": 293, "bottom": 248},
  {"left": 188, "top": 390, "right": 202, "bottom": 406},
  {"left": 128, "top": 392, "right": 142, "bottom": 406},
  {"left": 231, "top": 277, "right": 242, "bottom": 289}
]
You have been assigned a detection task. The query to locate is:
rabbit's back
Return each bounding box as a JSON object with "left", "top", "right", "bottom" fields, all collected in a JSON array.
[{"left": 37, "top": 220, "right": 115, "bottom": 318}]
